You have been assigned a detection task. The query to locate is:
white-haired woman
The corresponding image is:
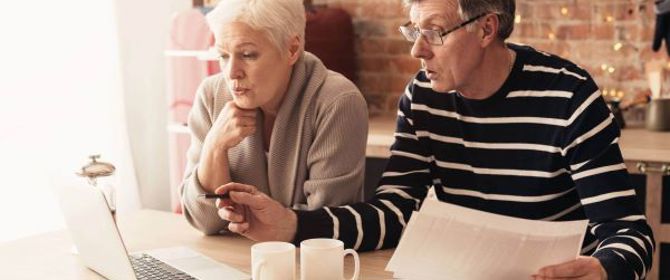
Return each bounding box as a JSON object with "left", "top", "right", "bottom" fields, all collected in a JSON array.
[{"left": 180, "top": 0, "right": 368, "bottom": 235}]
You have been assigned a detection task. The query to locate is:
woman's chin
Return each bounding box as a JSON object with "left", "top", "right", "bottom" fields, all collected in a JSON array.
[{"left": 232, "top": 99, "right": 257, "bottom": 110}]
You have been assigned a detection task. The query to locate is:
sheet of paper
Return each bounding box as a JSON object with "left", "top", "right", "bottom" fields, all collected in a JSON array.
[{"left": 386, "top": 200, "right": 588, "bottom": 280}]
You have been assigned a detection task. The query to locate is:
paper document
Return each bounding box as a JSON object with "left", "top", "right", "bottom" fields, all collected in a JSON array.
[{"left": 386, "top": 199, "right": 588, "bottom": 280}]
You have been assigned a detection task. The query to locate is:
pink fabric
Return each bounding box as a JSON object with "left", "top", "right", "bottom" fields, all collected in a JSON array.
[
  {"left": 207, "top": 34, "right": 221, "bottom": 75},
  {"left": 167, "top": 9, "right": 214, "bottom": 213}
]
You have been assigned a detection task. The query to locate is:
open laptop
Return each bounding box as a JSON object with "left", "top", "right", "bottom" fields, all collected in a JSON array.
[{"left": 55, "top": 176, "right": 250, "bottom": 280}]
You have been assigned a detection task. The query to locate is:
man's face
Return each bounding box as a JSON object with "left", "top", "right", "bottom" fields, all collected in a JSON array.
[{"left": 409, "top": 0, "right": 483, "bottom": 93}]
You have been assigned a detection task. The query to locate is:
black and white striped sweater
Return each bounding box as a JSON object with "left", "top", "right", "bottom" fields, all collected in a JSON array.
[{"left": 294, "top": 44, "right": 654, "bottom": 279}]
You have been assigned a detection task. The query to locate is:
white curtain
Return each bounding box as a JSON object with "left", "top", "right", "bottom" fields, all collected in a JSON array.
[{"left": 0, "top": 0, "right": 140, "bottom": 242}]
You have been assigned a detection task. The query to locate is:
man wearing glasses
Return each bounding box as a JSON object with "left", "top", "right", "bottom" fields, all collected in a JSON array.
[{"left": 214, "top": 0, "right": 653, "bottom": 279}]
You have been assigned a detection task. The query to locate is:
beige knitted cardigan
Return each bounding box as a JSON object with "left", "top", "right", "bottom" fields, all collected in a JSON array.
[{"left": 180, "top": 52, "right": 368, "bottom": 234}]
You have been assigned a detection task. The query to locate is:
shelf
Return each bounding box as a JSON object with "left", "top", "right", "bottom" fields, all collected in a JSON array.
[
  {"left": 164, "top": 50, "right": 219, "bottom": 61},
  {"left": 167, "top": 123, "right": 189, "bottom": 134}
]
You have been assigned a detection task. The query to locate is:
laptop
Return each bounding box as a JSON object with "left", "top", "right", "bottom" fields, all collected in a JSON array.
[{"left": 55, "top": 176, "right": 250, "bottom": 280}]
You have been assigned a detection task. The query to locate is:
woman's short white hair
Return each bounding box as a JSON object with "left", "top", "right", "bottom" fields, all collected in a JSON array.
[{"left": 206, "top": 0, "right": 306, "bottom": 52}]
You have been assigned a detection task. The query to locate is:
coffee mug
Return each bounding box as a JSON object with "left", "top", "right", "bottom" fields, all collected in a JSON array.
[
  {"left": 251, "top": 241, "right": 296, "bottom": 280},
  {"left": 300, "top": 238, "right": 360, "bottom": 280}
]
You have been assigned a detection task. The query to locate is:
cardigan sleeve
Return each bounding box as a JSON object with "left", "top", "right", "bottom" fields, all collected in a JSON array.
[
  {"left": 302, "top": 91, "right": 368, "bottom": 209},
  {"left": 180, "top": 78, "right": 230, "bottom": 235}
]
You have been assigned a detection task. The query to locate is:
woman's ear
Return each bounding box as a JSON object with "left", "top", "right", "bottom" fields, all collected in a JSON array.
[
  {"left": 479, "top": 14, "right": 499, "bottom": 47},
  {"left": 287, "top": 36, "right": 301, "bottom": 65}
]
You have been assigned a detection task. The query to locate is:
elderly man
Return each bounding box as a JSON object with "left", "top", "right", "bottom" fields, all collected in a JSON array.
[{"left": 215, "top": 0, "right": 654, "bottom": 279}]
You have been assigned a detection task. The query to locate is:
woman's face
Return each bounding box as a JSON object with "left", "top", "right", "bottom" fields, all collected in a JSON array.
[{"left": 216, "top": 22, "right": 298, "bottom": 110}]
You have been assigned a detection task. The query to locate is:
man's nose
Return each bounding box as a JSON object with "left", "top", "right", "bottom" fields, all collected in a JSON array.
[{"left": 410, "top": 35, "right": 433, "bottom": 60}]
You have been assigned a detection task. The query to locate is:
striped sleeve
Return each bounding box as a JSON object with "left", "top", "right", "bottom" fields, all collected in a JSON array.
[
  {"left": 563, "top": 80, "right": 654, "bottom": 279},
  {"left": 293, "top": 81, "right": 432, "bottom": 251}
]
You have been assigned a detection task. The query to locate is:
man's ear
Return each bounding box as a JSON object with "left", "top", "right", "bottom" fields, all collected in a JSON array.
[
  {"left": 287, "top": 36, "right": 301, "bottom": 65},
  {"left": 479, "top": 14, "right": 499, "bottom": 47}
]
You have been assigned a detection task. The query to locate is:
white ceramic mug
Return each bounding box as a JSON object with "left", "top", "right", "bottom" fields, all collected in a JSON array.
[
  {"left": 300, "top": 238, "right": 360, "bottom": 280},
  {"left": 251, "top": 241, "right": 296, "bottom": 280}
]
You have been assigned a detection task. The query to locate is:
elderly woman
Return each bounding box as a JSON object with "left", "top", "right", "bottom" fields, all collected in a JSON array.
[{"left": 180, "top": 0, "right": 368, "bottom": 235}]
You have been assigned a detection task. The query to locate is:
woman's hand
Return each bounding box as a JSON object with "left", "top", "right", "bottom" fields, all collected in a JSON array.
[
  {"left": 197, "top": 101, "right": 256, "bottom": 193},
  {"left": 205, "top": 101, "right": 257, "bottom": 151}
]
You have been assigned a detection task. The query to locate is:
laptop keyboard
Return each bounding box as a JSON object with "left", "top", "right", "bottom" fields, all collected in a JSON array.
[{"left": 130, "top": 253, "right": 198, "bottom": 280}]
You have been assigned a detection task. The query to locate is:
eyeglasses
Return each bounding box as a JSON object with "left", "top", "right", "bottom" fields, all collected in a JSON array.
[{"left": 398, "top": 13, "right": 487, "bottom": 46}]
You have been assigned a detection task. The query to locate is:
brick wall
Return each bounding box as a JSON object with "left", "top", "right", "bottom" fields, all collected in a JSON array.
[{"left": 311, "top": 0, "right": 668, "bottom": 116}]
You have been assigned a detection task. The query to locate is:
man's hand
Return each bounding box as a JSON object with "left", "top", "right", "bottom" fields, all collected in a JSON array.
[
  {"left": 532, "top": 256, "right": 607, "bottom": 280},
  {"left": 214, "top": 182, "right": 297, "bottom": 242}
]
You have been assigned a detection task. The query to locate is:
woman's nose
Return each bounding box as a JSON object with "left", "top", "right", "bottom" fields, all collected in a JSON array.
[{"left": 225, "top": 59, "right": 245, "bottom": 80}]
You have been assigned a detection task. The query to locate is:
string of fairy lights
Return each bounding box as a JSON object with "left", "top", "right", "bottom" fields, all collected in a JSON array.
[{"left": 513, "top": 0, "right": 656, "bottom": 101}]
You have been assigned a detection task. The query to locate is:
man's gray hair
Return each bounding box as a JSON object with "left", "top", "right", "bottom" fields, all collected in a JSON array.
[
  {"left": 404, "top": 0, "right": 516, "bottom": 40},
  {"left": 206, "top": 0, "right": 306, "bottom": 52}
]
